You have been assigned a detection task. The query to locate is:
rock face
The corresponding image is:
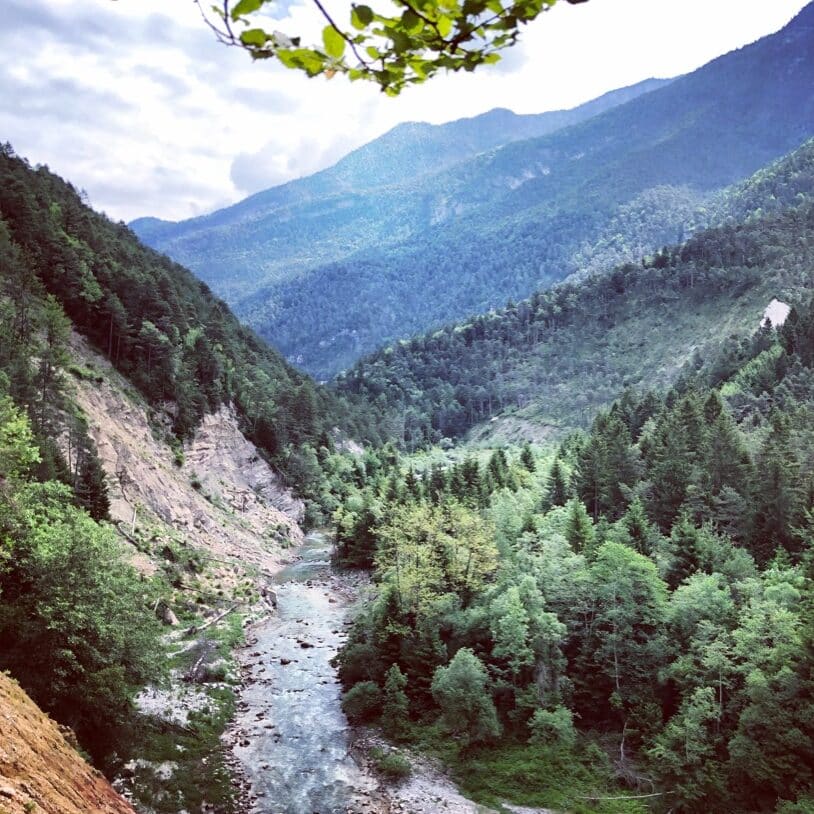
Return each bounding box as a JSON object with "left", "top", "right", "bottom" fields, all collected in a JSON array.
[
  {"left": 67, "top": 334, "right": 303, "bottom": 574},
  {"left": 0, "top": 673, "right": 135, "bottom": 814}
]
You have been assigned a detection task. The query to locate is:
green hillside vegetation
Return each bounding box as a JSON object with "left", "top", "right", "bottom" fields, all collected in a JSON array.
[
  {"left": 137, "top": 5, "right": 814, "bottom": 379},
  {"left": 0, "top": 244, "right": 164, "bottom": 762},
  {"left": 336, "top": 140, "right": 814, "bottom": 448},
  {"left": 333, "top": 301, "right": 814, "bottom": 812},
  {"left": 0, "top": 143, "right": 380, "bottom": 519}
]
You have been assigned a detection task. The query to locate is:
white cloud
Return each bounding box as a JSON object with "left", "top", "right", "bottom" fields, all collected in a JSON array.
[{"left": 1, "top": 0, "right": 809, "bottom": 222}]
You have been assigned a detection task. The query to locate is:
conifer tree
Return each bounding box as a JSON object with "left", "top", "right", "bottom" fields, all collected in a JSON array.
[{"left": 381, "top": 664, "right": 411, "bottom": 740}]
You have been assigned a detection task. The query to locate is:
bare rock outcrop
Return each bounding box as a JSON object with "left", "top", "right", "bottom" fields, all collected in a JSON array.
[{"left": 66, "top": 334, "right": 303, "bottom": 575}]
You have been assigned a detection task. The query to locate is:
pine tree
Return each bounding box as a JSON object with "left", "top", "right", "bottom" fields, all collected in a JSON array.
[
  {"left": 751, "top": 412, "right": 804, "bottom": 563},
  {"left": 381, "top": 664, "right": 411, "bottom": 739},
  {"left": 546, "top": 458, "right": 569, "bottom": 508},
  {"left": 565, "top": 498, "right": 596, "bottom": 557},
  {"left": 520, "top": 443, "right": 536, "bottom": 472}
]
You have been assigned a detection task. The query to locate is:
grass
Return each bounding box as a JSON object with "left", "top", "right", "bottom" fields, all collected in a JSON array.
[{"left": 407, "top": 723, "right": 649, "bottom": 814}]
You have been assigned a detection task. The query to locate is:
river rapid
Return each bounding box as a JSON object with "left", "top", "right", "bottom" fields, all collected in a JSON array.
[{"left": 230, "top": 531, "right": 383, "bottom": 814}]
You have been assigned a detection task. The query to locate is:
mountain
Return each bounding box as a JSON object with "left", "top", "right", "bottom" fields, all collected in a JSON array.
[
  {"left": 335, "top": 139, "right": 814, "bottom": 447},
  {"left": 134, "top": 5, "right": 814, "bottom": 381},
  {"left": 130, "top": 77, "right": 668, "bottom": 279},
  {"left": 0, "top": 144, "right": 378, "bottom": 487}
]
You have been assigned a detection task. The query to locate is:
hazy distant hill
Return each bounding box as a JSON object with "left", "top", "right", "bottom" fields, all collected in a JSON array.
[{"left": 131, "top": 77, "right": 667, "bottom": 268}]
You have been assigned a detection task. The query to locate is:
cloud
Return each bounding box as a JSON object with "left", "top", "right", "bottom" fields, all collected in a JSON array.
[
  {"left": 230, "top": 133, "right": 355, "bottom": 194},
  {"left": 0, "top": 0, "right": 809, "bottom": 223}
]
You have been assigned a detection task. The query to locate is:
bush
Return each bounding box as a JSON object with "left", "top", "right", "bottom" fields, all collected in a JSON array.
[
  {"left": 371, "top": 747, "right": 412, "bottom": 780},
  {"left": 341, "top": 681, "right": 383, "bottom": 722},
  {"left": 528, "top": 706, "right": 577, "bottom": 748}
]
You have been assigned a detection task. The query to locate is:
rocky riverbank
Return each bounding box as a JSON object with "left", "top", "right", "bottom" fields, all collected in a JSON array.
[{"left": 224, "top": 532, "right": 509, "bottom": 814}]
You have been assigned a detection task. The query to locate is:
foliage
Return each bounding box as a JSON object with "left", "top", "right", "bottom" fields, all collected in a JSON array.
[
  {"left": 431, "top": 648, "right": 501, "bottom": 746},
  {"left": 369, "top": 746, "right": 412, "bottom": 779},
  {"left": 0, "top": 431, "right": 163, "bottom": 760},
  {"left": 198, "top": 0, "right": 588, "bottom": 95}
]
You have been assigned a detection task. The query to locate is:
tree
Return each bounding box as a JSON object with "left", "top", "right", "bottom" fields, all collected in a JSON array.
[
  {"left": 381, "top": 664, "right": 411, "bottom": 739},
  {"left": 545, "top": 457, "right": 569, "bottom": 507},
  {"left": 196, "top": 0, "right": 590, "bottom": 95},
  {"left": 431, "top": 648, "right": 501, "bottom": 746},
  {"left": 564, "top": 497, "right": 595, "bottom": 557},
  {"left": 580, "top": 543, "right": 668, "bottom": 732},
  {"left": 649, "top": 688, "right": 726, "bottom": 812}
]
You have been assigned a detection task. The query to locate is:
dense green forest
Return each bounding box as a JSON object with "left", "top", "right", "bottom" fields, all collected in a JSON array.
[
  {"left": 0, "top": 143, "right": 382, "bottom": 519},
  {"left": 136, "top": 5, "right": 814, "bottom": 379},
  {"left": 336, "top": 139, "right": 814, "bottom": 448},
  {"left": 332, "top": 303, "right": 814, "bottom": 812}
]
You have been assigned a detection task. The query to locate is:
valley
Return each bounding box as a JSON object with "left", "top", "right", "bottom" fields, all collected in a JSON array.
[{"left": 2, "top": 3, "right": 814, "bottom": 813}]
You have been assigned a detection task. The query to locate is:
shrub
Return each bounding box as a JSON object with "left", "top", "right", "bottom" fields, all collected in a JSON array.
[{"left": 341, "top": 681, "right": 382, "bottom": 722}]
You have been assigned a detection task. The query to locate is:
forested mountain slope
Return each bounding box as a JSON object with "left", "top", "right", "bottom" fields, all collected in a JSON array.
[
  {"left": 0, "top": 143, "right": 377, "bottom": 491},
  {"left": 131, "top": 77, "right": 667, "bottom": 294},
  {"left": 139, "top": 4, "right": 814, "bottom": 379},
  {"left": 331, "top": 295, "right": 814, "bottom": 813},
  {"left": 336, "top": 139, "right": 814, "bottom": 448}
]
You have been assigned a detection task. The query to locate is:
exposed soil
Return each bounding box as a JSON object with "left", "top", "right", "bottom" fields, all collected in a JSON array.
[{"left": 0, "top": 673, "right": 135, "bottom": 814}]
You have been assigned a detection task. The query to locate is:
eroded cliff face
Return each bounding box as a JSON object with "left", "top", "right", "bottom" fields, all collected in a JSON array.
[
  {"left": 67, "top": 334, "right": 304, "bottom": 577},
  {"left": 0, "top": 673, "right": 135, "bottom": 814}
]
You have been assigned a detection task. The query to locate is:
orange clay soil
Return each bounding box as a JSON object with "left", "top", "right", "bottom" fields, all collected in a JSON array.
[{"left": 0, "top": 672, "right": 135, "bottom": 814}]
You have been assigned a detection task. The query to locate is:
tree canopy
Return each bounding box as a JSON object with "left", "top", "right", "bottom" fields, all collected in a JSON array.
[{"left": 196, "top": 0, "right": 588, "bottom": 94}]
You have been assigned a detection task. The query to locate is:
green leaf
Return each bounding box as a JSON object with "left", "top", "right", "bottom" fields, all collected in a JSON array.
[
  {"left": 322, "top": 25, "right": 346, "bottom": 59},
  {"left": 401, "top": 9, "right": 423, "bottom": 33},
  {"left": 436, "top": 15, "right": 453, "bottom": 37},
  {"left": 240, "top": 28, "right": 268, "bottom": 47},
  {"left": 389, "top": 29, "right": 411, "bottom": 54},
  {"left": 351, "top": 4, "right": 374, "bottom": 29},
  {"left": 231, "top": 0, "right": 265, "bottom": 20}
]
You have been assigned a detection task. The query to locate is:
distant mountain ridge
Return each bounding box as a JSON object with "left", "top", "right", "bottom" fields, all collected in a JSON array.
[
  {"left": 131, "top": 77, "right": 669, "bottom": 245},
  {"left": 135, "top": 4, "right": 814, "bottom": 380}
]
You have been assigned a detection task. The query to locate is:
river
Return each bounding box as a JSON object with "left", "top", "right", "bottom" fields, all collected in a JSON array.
[
  {"left": 231, "top": 531, "right": 382, "bottom": 814},
  {"left": 230, "top": 532, "right": 503, "bottom": 814}
]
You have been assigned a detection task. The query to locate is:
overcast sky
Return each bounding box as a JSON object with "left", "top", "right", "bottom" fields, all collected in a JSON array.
[{"left": 1, "top": 0, "right": 809, "bottom": 222}]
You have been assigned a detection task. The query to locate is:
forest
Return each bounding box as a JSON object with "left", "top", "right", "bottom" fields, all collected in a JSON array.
[
  {"left": 332, "top": 300, "right": 814, "bottom": 812},
  {"left": 336, "top": 138, "right": 814, "bottom": 448}
]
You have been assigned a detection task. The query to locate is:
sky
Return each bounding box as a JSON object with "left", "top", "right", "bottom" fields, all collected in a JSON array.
[{"left": 1, "top": 0, "right": 809, "bottom": 223}]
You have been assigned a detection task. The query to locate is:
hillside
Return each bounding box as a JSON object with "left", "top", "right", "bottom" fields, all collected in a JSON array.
[
  {"left": 131, "top": 77, "right": 667, "bottom": 292},
  {"left": 136, "top": 5, "right": 814, "bottom": 379},
  {"left": 0, "top": 143, "right": 378, "bottom": 496},
  {"left": 335, "top": 139, "right": 814, "bottom": 447},
  {"left": 0, "top": 673, "right": 135, "bottom": 814}
]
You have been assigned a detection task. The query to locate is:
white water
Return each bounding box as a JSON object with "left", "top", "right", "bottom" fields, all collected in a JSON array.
[{"left": 232, "top": 532, "right": 378, "bottom": 814}]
